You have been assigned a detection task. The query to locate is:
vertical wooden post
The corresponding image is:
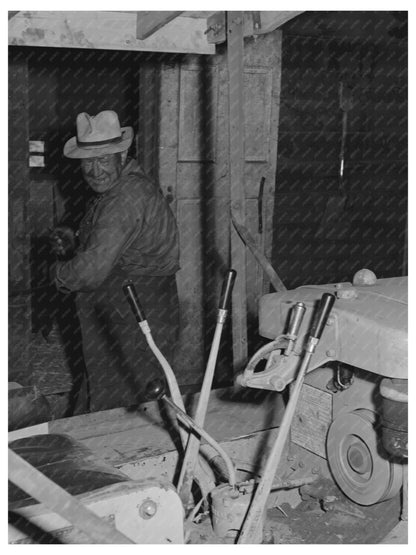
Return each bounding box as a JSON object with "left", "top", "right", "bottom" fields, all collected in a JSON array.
[
  {"left": 227, "top": 12, "right": 248, "bottom": 372},
  {"left": 138, "top": 64, "right": 160, "bottom": 180}
]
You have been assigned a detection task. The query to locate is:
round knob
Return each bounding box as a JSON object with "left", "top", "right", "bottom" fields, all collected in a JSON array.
[
  {"left": 145, "top": 378, "right": 167, "bottom": 401},
  {"left": 353, "top": 269, "right": 377, "bottom": 286}
]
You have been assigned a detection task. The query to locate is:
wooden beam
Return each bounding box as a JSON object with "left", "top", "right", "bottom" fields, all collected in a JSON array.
[
  {"left": 231, "top": 214, "right": 286, "bottom": 292},
  {"left": 136, "top": 11, "right": 183, "bottom": 39},
  {"left": 227, "top": 12, "right": 248, "bottom": 372},
  {"left": 8, "top": 11, "right": 215, "bottom": 55},
  {"left": 206, "top": 11, "right": 304, "bottom": 44}
]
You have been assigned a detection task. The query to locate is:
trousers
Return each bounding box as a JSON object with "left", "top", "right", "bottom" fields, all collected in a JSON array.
[{"left": 76, "top": 270, "right": 179, "bottom": 412}]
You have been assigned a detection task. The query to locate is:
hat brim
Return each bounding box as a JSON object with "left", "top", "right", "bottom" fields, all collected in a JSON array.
[{"left": 63, "top": 127, "right": 134, "bottom": 159}]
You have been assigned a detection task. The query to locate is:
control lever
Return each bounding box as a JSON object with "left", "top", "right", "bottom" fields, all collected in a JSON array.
[
  {"left": 177, "top": 269, "right": 236, "bottom": 508},
  {"left": 146, "top": 379, "right": 236, "bottom": 488},
  {"left": 123, "top": 281, "right": 217, "bottom": 501},
  {"left": 238, "top": 293, "right": 336, "bottom": 543},
  {"left": 123, "top": 281, "right": 146, "bottom": 323},
  {"left": 122, "top": 281, "right": 187, "bottom": 426},
  {"left": 284, "top": 301, "right": 306, "bottom": 356}
]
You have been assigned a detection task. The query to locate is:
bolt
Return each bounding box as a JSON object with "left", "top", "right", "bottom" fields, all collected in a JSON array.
[
  {"left": 298, "top": 461, "right": 305, "bottom": 469},
  {"left": 271, "top": 376, "right": 285, "bottom": 391},
  {"left": 327, "top": 316, "right": 335, "bottom": 326},
  {"left": 312, "top": 467, "right": 320, "bottom": 475},
  {"left": 326, "top": 349, "right": 336, "bottom": 358},
  {"left": 139, "top": 499, "right": 157, "bottom": 519}
]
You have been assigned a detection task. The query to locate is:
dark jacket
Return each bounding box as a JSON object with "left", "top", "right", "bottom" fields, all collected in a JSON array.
[{"left": 54, "top": 159, "right": 179, "bottom": 292}]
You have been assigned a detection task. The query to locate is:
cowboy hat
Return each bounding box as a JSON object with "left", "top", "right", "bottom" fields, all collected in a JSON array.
[{"left": 63, "top": 110, "right": 133, "bottom": 159}]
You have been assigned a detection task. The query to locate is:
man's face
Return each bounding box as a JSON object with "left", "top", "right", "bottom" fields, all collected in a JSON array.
[{"left": 81, "top": 153, "right": 122, "bottom": 193}]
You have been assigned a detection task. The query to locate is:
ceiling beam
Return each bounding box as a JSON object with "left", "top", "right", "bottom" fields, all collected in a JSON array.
[
  {"left": 8, "top": 11, "right": 215, "bottom": 55},
  {"left": 206, "top": 11, "right": 304, "bottom": 44},
  {"left": 136, "top": 11, "right": 184, "bottom": 40}
]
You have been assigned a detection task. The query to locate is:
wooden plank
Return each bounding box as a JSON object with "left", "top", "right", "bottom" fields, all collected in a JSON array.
[
  {"left": 175, "top": 199, "right": 205, "bottom": 384},
  {"left": 244, "top": 68, "right": 273, "bottom": 162},
  {"left": 137, "top": 65, "right": 159, "bottom": 180},
  {"left": 178, "top": 65, "right": 218, "bottom": 162},
  {"left": 232, "top": 214, "right": 286, "bottom": 293},
  {"left": 58, "top": 388, "right": 285, "bottom": 466},
  {"left": 8, "top": 11, "right": 215, "bottom": 54},
  {"left": 136, "top": 11, "right": 183, "bottom": 39},
  {"left": 227, "top": 12, "right": 248, "bottom": 372}
]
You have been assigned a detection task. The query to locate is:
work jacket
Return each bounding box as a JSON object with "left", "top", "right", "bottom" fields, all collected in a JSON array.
[{"left": 54, "top": 159, "right": 179, "bottom": 293}]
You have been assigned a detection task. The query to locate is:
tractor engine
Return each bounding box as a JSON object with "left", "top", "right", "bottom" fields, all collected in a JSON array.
[{"left": 238, "top": 271, "right": 408, "bottom": 506}]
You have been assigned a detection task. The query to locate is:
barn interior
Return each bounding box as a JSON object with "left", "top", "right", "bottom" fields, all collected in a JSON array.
[{"left": 8, "top": 10, "right": 408, "bottom": 545}]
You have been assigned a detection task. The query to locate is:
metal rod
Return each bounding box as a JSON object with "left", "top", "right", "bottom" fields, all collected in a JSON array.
[
  {"left": 238, "top": 294, "right": 335, "bottom": 543},
  {"left": 163, "top": 396, "right": 236, "bottom": 488},
  {"left": 177, "top": 320, "right": 225, "bottom": 504},
  {"left": 177, "top": 271, "right": 235, "bottom": 506}
]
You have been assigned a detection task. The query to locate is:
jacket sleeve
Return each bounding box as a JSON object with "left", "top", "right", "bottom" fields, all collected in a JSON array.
[{"left": 53, "top": 195, "right": 141, "bottom": 292}]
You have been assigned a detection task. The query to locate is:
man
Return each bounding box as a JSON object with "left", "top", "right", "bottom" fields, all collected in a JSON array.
[{"left": 51, "top": 110, "right": 180, "bottom": 412}]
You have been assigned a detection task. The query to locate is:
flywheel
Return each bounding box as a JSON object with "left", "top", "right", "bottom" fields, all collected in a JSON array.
[{"left": 326, "top": 409, "right": 403, "bottom": 505}]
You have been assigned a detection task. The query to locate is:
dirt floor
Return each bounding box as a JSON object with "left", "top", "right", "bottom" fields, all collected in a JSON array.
[
  {"left": 187, "top": 484, "right": 404, "bottom": 544},
  {"left": 265, "top": 493, "right": 402, "bottom": 544}
]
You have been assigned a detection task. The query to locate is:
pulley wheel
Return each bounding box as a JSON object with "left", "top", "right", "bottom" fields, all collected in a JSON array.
[{"left": 327, "top": 409, "right": 403, "bottom": 505}]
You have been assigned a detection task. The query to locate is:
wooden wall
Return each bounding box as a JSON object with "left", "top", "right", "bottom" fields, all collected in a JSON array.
[
  {"left": 154, "top": 31, "right": 282, "bottom": 386},
  {"left": 272, "top": 13, "right": 407, "bottom": 288}
]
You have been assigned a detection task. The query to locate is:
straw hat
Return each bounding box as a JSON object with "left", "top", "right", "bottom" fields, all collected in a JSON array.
[{"left": 63, "top": 110, "right": 133, "bottom": 159}]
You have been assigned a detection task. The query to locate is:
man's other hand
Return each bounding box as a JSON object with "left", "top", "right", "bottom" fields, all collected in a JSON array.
[{"left": 49, "top": 225, "right": 77, "bottom": 260}]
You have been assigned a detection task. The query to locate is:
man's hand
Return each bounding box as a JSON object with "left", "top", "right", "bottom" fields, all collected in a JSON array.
[{"left": 49, "top": 225, "right": 77, "bottom": 260}]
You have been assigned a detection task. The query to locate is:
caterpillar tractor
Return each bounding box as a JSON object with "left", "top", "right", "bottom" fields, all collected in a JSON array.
[
  {"left": 8, "top": 269, "right": 407, "bottom": 544},
  {"left": 238, "top": 269, "right": 408, "bottom": 511}
]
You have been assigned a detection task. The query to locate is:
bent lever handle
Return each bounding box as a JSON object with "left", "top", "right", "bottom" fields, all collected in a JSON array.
[{"left": 123, "top": 281, "right": 146, "bottom": 323}]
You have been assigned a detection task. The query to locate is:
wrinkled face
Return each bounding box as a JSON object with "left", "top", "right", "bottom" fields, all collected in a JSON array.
[{"left": 81, "top": 153, "right": 122, "bottom": 193}]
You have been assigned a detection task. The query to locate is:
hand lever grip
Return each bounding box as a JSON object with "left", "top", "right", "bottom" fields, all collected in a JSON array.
[
  {"left": 287, "top": 302, "right": 306, "bottom": 337},
  {"left": 310, "top": 293, "right": 336, "bottom": 340},
  {"left": 122, "top": 281, "right": 147, "bottom": 323},
  {"left": 219, "top": 269, "right": 237, "bottom": 311},
  {"left": 145, "top": 378, "right": 167, "bottom": 401}
]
